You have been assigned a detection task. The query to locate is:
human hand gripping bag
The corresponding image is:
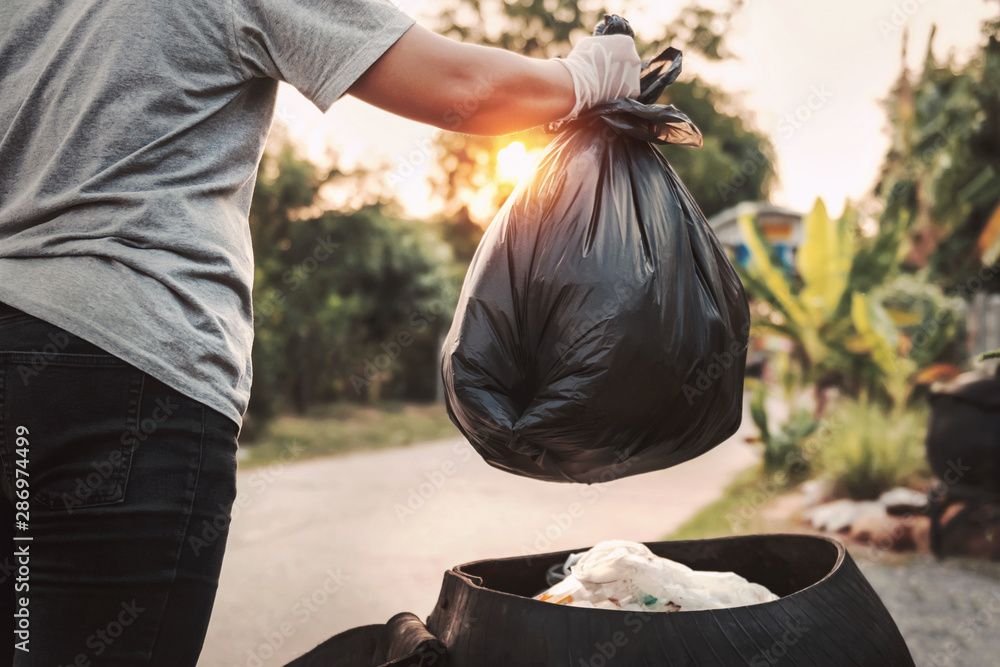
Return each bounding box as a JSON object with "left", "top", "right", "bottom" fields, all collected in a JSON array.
[{"left": 441, "top": 17, "right": 751, "bottom": 484}]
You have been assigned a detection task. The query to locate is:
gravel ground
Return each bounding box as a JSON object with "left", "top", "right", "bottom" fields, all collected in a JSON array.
[{"left": 859, "top": 555, "right": 1000, "bottom": 667}]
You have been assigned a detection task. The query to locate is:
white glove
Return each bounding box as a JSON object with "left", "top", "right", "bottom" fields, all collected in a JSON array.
[{"left": 552, "top": 35, "right": 641, "bottom": 121}]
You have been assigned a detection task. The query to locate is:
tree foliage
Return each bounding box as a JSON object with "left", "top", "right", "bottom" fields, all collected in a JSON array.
[
  {"left": 248, "top": 140, "right": 460, "bottom": 419},
  {"left": 660, "top": 78, "right": 775, "bottom": 218},
  {"left": 428, "top": 0, "right": 774, "bottom": 223},
  {"left": 873, "top": 9, "right": 1000, "bottom": 290}
]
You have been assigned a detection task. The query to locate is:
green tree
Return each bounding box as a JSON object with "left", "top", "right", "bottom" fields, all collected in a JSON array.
[
  {"left": 249, "top": 139, "right": 460, "bottom": 418},
  {"left": 428, "top": 0, "right": 773, "bottom": 223},
  {"left": 873, "top": 10, "right": 1000, "bottom": 290},
  {"left": 437, "top": 205, "right": 484, "bottom": 264},
  {"left": 659, "top": 78, "right": 775, "bottom": 218}
]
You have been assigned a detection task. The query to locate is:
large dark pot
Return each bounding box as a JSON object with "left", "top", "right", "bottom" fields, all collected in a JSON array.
[
  {"left": 926, "top": 373, "right": 1000, "bottom": 495},
  {"left": 426, "top": 534, "right": 914, "bottom": 666}
]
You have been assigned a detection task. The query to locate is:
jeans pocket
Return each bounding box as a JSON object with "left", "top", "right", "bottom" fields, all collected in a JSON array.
[{"left": 0, "top": 351, "right": 143, "bottom": 511}]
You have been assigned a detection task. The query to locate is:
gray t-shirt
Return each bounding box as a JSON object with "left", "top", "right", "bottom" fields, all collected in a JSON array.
[{"left": 0, "top": 0, "right": 415, "bottom": 427}]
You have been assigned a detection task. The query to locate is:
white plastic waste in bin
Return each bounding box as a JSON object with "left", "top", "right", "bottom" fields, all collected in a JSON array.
[{"left": 536, "top": 540, "right": 778, "bottom": 612}]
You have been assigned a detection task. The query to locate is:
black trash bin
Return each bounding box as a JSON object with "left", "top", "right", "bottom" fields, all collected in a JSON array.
[
  {"left": 283, "top": 612, "right": 444, "bottom": 667},
  {"left": 425, "top": 535, "right": 914, "bottom": 666},
  {"left": 286, "top": 535, "right": 914, "bottom": 666}
]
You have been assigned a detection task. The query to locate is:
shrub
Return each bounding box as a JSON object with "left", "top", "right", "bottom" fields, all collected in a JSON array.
[
  {"left": 807, "top": 399, "right": 930, "bottom": 500},
  {"left": 748, "top": 382, "right": 816, "bottom": 479}
]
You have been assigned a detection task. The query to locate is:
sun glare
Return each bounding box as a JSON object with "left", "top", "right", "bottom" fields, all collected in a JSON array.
[{"left": 496, "top": 141, "right": 534, "bottom": 182}]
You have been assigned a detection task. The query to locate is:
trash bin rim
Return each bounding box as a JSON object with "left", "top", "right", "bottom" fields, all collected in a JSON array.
[{"left": 448, "top": 533, "right": 846, "bottom": 615}]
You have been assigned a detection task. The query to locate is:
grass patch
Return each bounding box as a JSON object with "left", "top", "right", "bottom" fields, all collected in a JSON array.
[
  {"left": 240, "top": 401, "right": 460, "bottom": 467},
  {"left": 809, "top": 400, "right": 930, "bottom": 500},
  {"left": 666, "top": 465, "right": 791, "bottom": 541}
]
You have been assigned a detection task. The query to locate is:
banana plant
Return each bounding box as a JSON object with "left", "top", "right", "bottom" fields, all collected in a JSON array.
[
  {"left": 735, "top": 197, "right": 945, "bottom": 410},
  {"left": 736, "top": 199, "right": 835, "bottom": 367},
  {"left": 847, "top": 292, "right": 915, "bottom": 410},
  {"left": 736, "top": 199, "right": 883, "bottom": 372}
]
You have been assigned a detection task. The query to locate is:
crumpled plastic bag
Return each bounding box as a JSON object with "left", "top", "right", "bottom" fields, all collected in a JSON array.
[
  {"left": 535, "top": 540, "right": 778, "bottom": 612},
  {"left": 440, "top": 16, "right": 751, "bottom": 484}
]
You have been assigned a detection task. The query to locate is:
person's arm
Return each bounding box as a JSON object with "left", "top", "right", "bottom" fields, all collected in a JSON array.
[{"left": 347, "top": 24, "right": 639, "bottom": 136}]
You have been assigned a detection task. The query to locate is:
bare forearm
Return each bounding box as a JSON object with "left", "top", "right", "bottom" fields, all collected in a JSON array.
[
  {"left": 348, "top": 25, "right": 575, "bottom": 135},
  {"left": 443, "top": 43, "right": 575, "bottom": 135}
]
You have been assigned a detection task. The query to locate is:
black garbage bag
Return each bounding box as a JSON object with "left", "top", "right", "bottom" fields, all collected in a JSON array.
[{"left": 441, "top": 17, "right": 751, "bottom": 484}]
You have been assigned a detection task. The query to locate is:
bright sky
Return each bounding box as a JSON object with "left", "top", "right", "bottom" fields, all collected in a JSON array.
[{"left": 275, "top": 0, "right": 996, "bottom": 221}]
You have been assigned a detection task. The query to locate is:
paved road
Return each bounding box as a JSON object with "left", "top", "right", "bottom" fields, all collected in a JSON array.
[{"left": 199, "top": 426, "right": 758, "bottom": 666}]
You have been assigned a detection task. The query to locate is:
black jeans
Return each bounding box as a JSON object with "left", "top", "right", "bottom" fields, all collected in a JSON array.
[{"left": 0, "top": 303, "right": 238, "bottom": 666}]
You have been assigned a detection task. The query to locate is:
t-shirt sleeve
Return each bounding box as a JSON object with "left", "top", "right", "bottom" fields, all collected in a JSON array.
[{"left": 230, "top": 0, "right": 415, "bottom": 112}]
